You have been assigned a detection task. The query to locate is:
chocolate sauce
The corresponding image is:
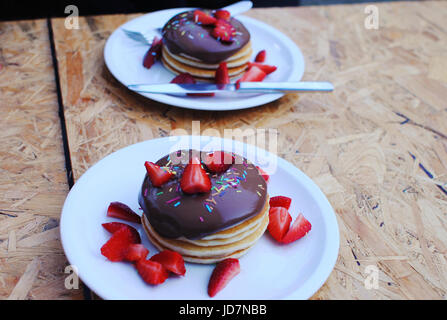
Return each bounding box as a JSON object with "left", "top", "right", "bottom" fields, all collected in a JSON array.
[
  {"left": 138, "top": 150, "right": 267, "bottom": 240},
  {"left": 161, "top": 10, "right": 250, "bottom": 64}
]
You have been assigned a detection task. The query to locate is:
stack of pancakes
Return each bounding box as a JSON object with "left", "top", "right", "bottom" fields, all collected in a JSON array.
[
  {"left": 161, "top": 42, "right": 252, "bottom": 82},
  {"left": 142, "top": 196, "right": 269, "bottom": 264}
]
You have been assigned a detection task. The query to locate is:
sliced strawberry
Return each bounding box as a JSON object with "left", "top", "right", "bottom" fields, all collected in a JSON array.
[
  {"left": 102, "top": 222, "right": 141, "bottom": 243},
  {"left": 269, "top": 196, "right": 292, "bottom": 210},
  {"left": 208, "top": 258, "right": 240, "bottom": 298},
  {"left": 255, "top": 50, "right": 266, "bottom": 63},
  {"left": 211, "top": 19, "right": 236, "bottom": 43},
  {"left": 238, "top": 66, "right": 267, "bottom": 83},
  {"left": 171, "top": 73, "right": 215, "bottom": 97},
  {"left": 248, "top": 62, "right": 277, "bottom": 75},
  {"left": 107, "top": 202, "right": 141, "bottom": 224},
  {"left": 193, "top": 10, "right": 217, "bottom": 25},
  {"left": 124, "top": 244, "right": 149, "bottom": 262},
  {"left": 144, "top": 161, "right": 173, "bottom": 187},
  {"left": 180, "top": 156, "right": 211, "bottom": 194},
  {"left": 203, "top": 151, "right": 234, "bottom": 173},
  {"left": 215, "top": 62, "right": 230, "bottom": 85},
  {"left": 214, "top": 9, "right": 231, "bottom": 21},
  {"left": 100, "top": 226, "right": 135, "bottom": 262},
  {"left": 143, "top": 36, "right": 163, "bottom": 69},
  {"left": 150, "top": 250, "right": 186, "bottom": 276},
  {"left": 135, "top": 259, "right": 169, "bottom": 285},
  {"left": 281, "top": 213, "right": 312, "bottom": 244},
  {"left": 256, "top": 166, "right": 269, "bottom": 183},
  {"left": 268, "top": 207, "right": 292, "bottom": 242}
]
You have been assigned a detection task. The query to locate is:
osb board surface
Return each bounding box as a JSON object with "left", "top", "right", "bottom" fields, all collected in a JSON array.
[
  {"left": 52, "top": 1, "right": 447, "bottom": 299},
  {"left": 0, "top": 20, "right": 82, "bottom": 299}
]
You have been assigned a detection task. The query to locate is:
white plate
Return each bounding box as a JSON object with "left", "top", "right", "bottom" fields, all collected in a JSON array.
[
  {"left": 60, "top": 136, "right": 339, "bottom": 300},
  {"left": 104, "top": 8, "right": 305, "bottom": 110}
]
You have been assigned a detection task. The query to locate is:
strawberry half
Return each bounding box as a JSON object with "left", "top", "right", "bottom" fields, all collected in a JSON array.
[
  {"left": 248, "top": 62, "right": 277, "bottom": 75},
  {"left": 204, "top": 151, "right": 234, "bottom": 173},
  {"left": 208, "top": 258, "right": 240, "bottom": 298},
  {"left": 281, "top": 213, "right": 312, "bottom": 244},
  {"left": 193, "top": 10, "right": 217, "bottom": 25},
  {"left": 144, "top": 161, "right": 173, "bottom": 187},
  {"left": 256, "top": 166, "right": 269, "bottom": 183},
  {"left": 215, "top": 62, "right": 230, "bottom": 85},
  {"left": 100, "top": 226, "right": 136, "bottom": 262},
  {"left": 171, "top": 73, "right": 215, "bottom": 97},
  {"left": 102, "top": 222, "right": 141, "bottom": 243},
  {"left": 124, "top": 244, "right": 149, "bottom": 262},
  {"left": 211, "top": 19, "right": 236, "bottom": 43},
  {"left": 269, "top": 196, "right": 292, "bottom": 210},
  {"left": 238, "top": 66, "right": 267, "bottom": 83},
  {"left": 268, "top": 207, "right": 292, "bottom": 242},
  {"left": 180, "top": 156, "right": 212, "bottom": 194},
  {"left": 214, "top": 9, "right": 231, "bottom": 21},
  {"left": 107, "top": 202, "right": 141, "bottom": 224},
  {"left": 143, "top": 36, "right": 163, "bottom": 69},
  {"left": 150, "top": 250, "right": 186, "bottom": 276},
  {"left": 255, "top": 50, "right": 266, "bottom": 63},
  {"left": 135, "top": 259, "right": 170, "bottom": 285}
]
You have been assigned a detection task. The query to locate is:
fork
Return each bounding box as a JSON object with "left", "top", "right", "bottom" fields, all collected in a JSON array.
[{"left": 122, "top": 1, "right": 253, "bottom": 46}]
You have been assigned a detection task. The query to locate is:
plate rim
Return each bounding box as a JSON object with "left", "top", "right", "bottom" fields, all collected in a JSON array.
[
  {"left": 103, "top": 8, "right": 305, "bottom": 111},
  {"left": 60, "top": 136, "right": 340, "bottom": 300}
]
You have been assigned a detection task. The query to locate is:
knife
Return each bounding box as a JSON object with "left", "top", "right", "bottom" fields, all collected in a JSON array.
[{"left": 128, "top": 82, "right": 334, "bottom": 94}]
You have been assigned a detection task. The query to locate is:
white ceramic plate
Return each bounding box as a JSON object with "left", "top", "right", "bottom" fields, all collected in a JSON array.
[
  {"left": 61, "top": 136, "right": 339, "bottom": 300},
  {"left": 104, "top": 8, "right": 305, "bottom": 110}
]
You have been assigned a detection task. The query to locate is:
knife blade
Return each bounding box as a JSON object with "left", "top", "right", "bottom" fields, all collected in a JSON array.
[{"left": 127, "top": 81, "right": 334, "bottom": 94}]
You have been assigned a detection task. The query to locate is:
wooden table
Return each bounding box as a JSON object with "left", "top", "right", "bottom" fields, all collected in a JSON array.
[{"left": 2, "top": 1, "right": 446, "bottom": 299}]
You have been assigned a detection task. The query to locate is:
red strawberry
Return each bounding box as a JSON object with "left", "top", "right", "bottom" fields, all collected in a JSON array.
[
  {"left": 281, "top": 213, "right": 312, "bottom": 244},
  {"left": 208, "top": 258, "right": 240, "bottom": 297},
  {"left": 135, "top": 259, "right": 169, "bottom": 285},
  {"left": 107, "top": 202, "right": 141, "bottom": 224},
  {"left": 180, "top": 156, "right": 212, "bottom": 194},
  {"left": 193, "top": 10, "right": 217, "bottom": 25},
  {"left": 102, "top": 222, "right": 141, "bottom": 243},
  {"left": 267, "top": 207, "right": 292, "bottom": 242},
  {"left": 256, "top": 166, "right": 269, "bottom": 183},
  {"left": 215, "top": 62, "right": 230, "bottom": 85},
  {"left": 255, "top": 50, "right": 266, "bottom": 63},
  {"left": 211, "top": 19, "right": 236, "bottom": 43},
  {"left": 214, "top": 9, "right": 231, "bottom": 21},
  {"left": 204, "top": 151, "right": 234, "bottom": 173},
  {"left": 248, "top": 62, "right": 277, "bottom": 75},
  {"left": 150, "top": 250, "right": 186, "bottom": 276},
  {"left": 100, "top": 226, "right": 135, "bottom": 262},
  {"left": 171, "top": 73, "right": 215, "bottom": 97},
  {"left": 124, "top": 244, "right": 149, "bottom": 262},
  {"left": 144, "top": 161, "right": 173, "bottom": 187},
  {"left": 143, "top": 37, "right": 162, "bottom": 69},
  {"left": 238, "top": 66, "right": 267, "bottom": 83},
  {"left": 269, "top": 196, "right": 292, "bottom": 210}
]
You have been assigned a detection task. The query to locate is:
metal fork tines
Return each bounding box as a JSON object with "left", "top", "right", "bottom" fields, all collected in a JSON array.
[{"left": 122, "top": 28, "right": 162, "bottom": 46}]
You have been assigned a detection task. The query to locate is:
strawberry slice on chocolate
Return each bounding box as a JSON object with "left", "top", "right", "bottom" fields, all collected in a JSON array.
[
  {"left": 214, "top": 9, "right": 231, "bottom": 21},
  {"left": 102, "top": 222, "right": 141, "bottom": 243},
  {"left": 281, "top": 213, "right": 312, "bottom": 244},
  {"left": 135, "top": 259, "right": 170, "bottom": 285},
  {"left": 150, "top": 250, "right": 186, "bottom": 276},
  {"left": 144, "top": 161, "right": 173, "bottom": 187},
  {"left": 211, "top": 19, "right": 236, "bottom": 43},
  {"left": 107, "top": 202, "right": 141, "bottom": 224},
  {"left": 101, "top": 226, "right": 138, "bottom": 262},
  {"left": 256, "top": 166, "right": 270, "bottom": 183},
  {"left": 204, "top": 151, "right": 234, "bottom": 173},
  {"left": 143, "top": 36, "right": 163, "bottom": 69},
  {"left": 208, "top": 258, "right": 240, "bottom": 297},
  {"left": 180, "top": 156, "right": 212, "bottom": 194},
  {"left": 268, "top": 207, "right": 292, "bottom": 242},
  {"left": 269, "top": 196, "right": 292, "bottom": 210},
  {"left": 193, "top": 10, "right": 217, "bottom": 25}
]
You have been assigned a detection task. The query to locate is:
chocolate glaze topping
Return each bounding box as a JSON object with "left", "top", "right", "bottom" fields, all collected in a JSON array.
[
  {"left": 138, "top": 150, "right": 267, "bottom": 240},
  {"left": 161, "top": 10, "right": 250, "bottom": 64}
]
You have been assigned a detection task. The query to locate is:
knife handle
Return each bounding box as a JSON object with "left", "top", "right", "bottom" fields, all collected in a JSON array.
[{"left": 238, "top": 81, "right": 334, "bottom": 92}]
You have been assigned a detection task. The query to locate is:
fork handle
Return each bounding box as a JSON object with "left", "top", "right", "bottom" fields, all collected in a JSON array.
[{"left": 222, "top": 1, "right": 253, "bottom": 16}]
